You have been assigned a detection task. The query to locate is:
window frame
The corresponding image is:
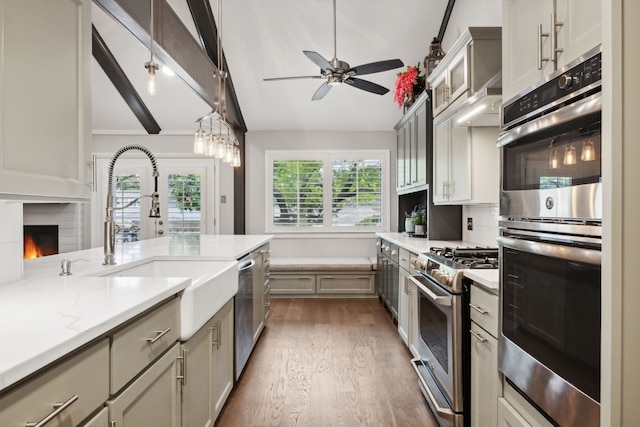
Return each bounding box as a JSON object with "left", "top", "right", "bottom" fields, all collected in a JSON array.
[{"left": 265, "top": 150, "right": 390, "bottom": 233}]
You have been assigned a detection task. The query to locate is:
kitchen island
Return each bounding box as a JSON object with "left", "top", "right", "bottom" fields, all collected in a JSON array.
[{"left": 0, "top": 234, "right": 272, "bottom": 394}]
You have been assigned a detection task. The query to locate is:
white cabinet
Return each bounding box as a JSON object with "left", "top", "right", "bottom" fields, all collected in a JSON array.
[
  {"left": 0, "top": 0, "right": 92, "bottom": 201},
  {"left": 181, "top": 299, "right": 234, "bottom": 426},
  {"left": 498, "top": 398, "right": 532, "bottom": 427},
  {"left": 432, "top": 49, "right": 469, "bottom": 116},
  {"left": 470, "top": 284, "right": 501, "bottom": 427},
  {"left": 433, "top": 123, "right": 500, "bottom": 204},
  {"left": 502, "top": 0, "right": 602, "bottom": 101},
  {"left": 395, "top": 92, "right": 429, "bottom": 193},
  {"left": 398, "top": 248, "right": 416, "bottom": 347},
  {"left": 498, "top": 381, "right": 555, "bottom": 427}
]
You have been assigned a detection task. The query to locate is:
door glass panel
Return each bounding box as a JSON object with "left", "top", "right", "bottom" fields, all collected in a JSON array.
[
  {"left": 114, "top": 173, "right": 141, "bottom": 243},
  {"left": 167, "top": 174, "right": 202, "bottom": 236},
  {"left": 449, "top": 57, "right": 466, "bottom": 95},
  {"left": 502, "top": 247, "right": 601, "bottom": 402},
  {"left": 420, "top": 292, "right": 449, "bottom": 373},
  {"left": 434, "top": 79, "right": 447, "bottom": 108}
]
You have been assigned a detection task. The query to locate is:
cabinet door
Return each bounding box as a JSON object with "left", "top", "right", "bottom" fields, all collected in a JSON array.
[
  {"left": 0, "top": 0, "right": 91, "bottom": 201},
  {"left": 502, "top": 0, "right": 553, "bottom": 101},
  {"left": 211, "top": 300, "right": 234, "bottom": 421},
  {"left": 181, "top": 321, "right": 214, "bottom": 427},
  {"left": 407, "top": 115, "right": 417, "bottom": 186},
  {"left": 433, "top": 122, "right": 450, "bottom": 203},
  {"left": 396, "top": 128, "right": 406, "bottom": 190},
  {"left": 432, "top": 72, "right": 449, "bottom": 117},
  {"left": 408, "top": 277, "right": 420, "bottom": 358},
  {"left": 108, "top": 343, "right": 181, "bottom": 427},
  {"left": 84, "top": 407, "right": 109, "bottom": 427},
  {"left": 556, "top": 0, "right": 602, "bottom": 66},
  {"left": 448, "top": 126, "right": 471, "bottom": 202},
  {"left": 470, "top": 323, "right": 500, "bottom": 427},
  {"left": 498, "top": 398, "right": 532, "bottom": 427},
  {"left": 448, "top": 50, "right": 469, "bottom": 105},
  {"left": 253, "top": 250, "right": 265, "bottom": 343},
  {"left": 398, "top": 268, "right": 410, "bottom": 346},
  {"left": 414, "top": 101, "right": 428, "bottom": 187}
]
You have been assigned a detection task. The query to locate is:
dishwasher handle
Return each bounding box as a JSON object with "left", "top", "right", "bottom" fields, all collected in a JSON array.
[{"left": 238, "top": 259, "right": 256, "bottom": 271}]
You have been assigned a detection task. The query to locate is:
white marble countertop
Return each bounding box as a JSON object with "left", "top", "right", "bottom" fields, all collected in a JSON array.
[
  {"left": 1, "top": 234, "right": 272, "bottom": 392},
  {"left": 376, "top": 232, "right": 499, "bottom": 290}
]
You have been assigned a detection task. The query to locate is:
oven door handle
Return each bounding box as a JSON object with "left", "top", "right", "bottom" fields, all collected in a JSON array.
[
  {"left": 409, "top": 276, "right": 452, "bottom": 307},
  {"left": 410, "top": 358, "right": 455, "bottom": 421},
  {"left": 497, "top": 236, "right": 601, "bottom": 265}
]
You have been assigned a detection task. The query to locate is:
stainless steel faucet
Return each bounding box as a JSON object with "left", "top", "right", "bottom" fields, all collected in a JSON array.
[{"left": 104, "top": 144, "right": 160, "bottom": 265}]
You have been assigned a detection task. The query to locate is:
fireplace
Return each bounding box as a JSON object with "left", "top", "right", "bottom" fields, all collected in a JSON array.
[{"left": 24, "top": 225, "right": 59, "bottom": 260}]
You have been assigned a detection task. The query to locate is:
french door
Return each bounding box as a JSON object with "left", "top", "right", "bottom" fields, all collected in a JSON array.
[{"left": 92, "top": 157, "right": 216, "bottom": 247}]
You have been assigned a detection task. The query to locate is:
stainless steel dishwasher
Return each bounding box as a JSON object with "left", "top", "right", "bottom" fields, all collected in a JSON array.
[{"left": 235, "top": 252, "right": 256, "bottom": 380}]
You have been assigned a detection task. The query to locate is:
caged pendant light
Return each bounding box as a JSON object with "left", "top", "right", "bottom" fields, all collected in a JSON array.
[{"left": 192, "top": 0, "right": 241, "bottom": 168}]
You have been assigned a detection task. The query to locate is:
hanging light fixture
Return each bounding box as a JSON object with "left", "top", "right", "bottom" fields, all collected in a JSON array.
[
  {"left": 548, "top": 138, "right": 559, "bottom": 169},
  {"left": 581, "top": 139, "right": 596, "bottom": 161},
  {"left": 563, "top": 145, "right": 577, "bottom": 165},
  {"left": 144, "top": 0, "right": 159, "bottom": 95},
  {"left": 192, "top": 0, "right": 241, "bottom": 168},
  {"left": 423, "top": 37, "right": 446, "bottom": 81}
]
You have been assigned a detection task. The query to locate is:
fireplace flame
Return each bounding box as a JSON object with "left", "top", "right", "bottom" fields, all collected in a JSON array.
[{"left": 24, "top": 235, "right": 44, "bottom": 260}]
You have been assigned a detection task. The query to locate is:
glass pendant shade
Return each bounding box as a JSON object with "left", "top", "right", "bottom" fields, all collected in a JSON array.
[
  {"left": 193, "top": 129, "right": 206, "bottom": 154},
  {"left": 215, "top": 137, "right": 226, "bottom": 159},
  {"left": 563, "top": 145, "right": 577, "bottom": 165},
  {"left": 147, "top": 72, "right": 156, "bottom": 96},
  {"left": 223, "top": 143, "right": 233, "bottom": 163},
  {"left": 549, "top": 149, "right": 560, "bottom": 169},
  {"left": 581, "top": 140, "right": 596, "bottom": 161},
  {"left": 232, "top": 146, "right": 241, "bottom": 167},
  {"left": 206, "top": 134, "right": 216, "bottom": 157}
]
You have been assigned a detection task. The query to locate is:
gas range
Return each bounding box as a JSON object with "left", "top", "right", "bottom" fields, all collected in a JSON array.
[{"left": 411, "top": 246, "right": 499, "bottom": 294}]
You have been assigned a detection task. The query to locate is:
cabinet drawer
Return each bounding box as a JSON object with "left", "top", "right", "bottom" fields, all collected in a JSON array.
[
  {"left": 270, "top": 274, "right": 315, "bottom": 295},
  {"left": 0, "top": 339, "right": 109, "bottom": 427},
  {"left": 110, "top": 297, "right": 180, "bottom": 394},
  {"left": 316, "top": 274, "right": 374, "bottom": 294},
  {"left": 399, "top": 248, "right": 415, "bottom": 272},
  {"left": 470, "top": 285, "right": 499, "bottom": 338}
]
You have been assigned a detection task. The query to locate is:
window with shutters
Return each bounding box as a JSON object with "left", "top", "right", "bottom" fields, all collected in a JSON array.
[{"left": 267, "top": 151, "right": 389, "bottom": 232}]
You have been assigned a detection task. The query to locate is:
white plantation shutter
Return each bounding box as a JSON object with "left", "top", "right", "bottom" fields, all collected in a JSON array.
[
  {"left": 167, "top": 174, "right": 202, "bottom": 235},
  {"left": 267, "top": 151, "right": 388, "bottom": 232}
]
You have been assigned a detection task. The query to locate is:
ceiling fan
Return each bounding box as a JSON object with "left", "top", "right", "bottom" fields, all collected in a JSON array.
[{"left": 263, "top": 0, "right": 404, "bottom": 101}]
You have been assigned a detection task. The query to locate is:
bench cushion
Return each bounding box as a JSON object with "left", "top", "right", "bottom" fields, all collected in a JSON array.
[{"left": 270, "top": 257, "right": 374, "bottom": 272}]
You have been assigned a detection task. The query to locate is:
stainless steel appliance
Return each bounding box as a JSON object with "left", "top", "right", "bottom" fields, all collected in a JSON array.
[
  {"left": 410, "top": 247, "right": 499, "bottom": 427},
  {"left": 497, "top": 45, "right": 602, "bottom": 427},
  {"left": 380, "top": 241, "right": 399, "bottom": 320},
  {"left": 235, "top": 252, "right": 257, "bottom": 380}
]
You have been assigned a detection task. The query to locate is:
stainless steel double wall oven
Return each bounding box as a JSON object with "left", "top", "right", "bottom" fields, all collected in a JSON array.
[{"left": 497, "top": 45, "right": 602, "bottom": 427}]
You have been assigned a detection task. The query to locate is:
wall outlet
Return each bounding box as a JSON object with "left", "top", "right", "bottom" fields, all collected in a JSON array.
[
  {"left": 467, "top": 217, "right": 473, "bottom": 231},
  {"left": 221, "top": 195, "right": 227, "bottom": 204}
]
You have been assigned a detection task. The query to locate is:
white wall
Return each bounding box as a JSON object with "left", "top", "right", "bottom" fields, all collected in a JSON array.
[
  {"left": 0, "top": 202, "right": 23, "bottom": 285},
  {"left": 441, "top": 0, "right": 502, "bottom": 51},
  {"left": 246, "top": 130, "right": 396, "bottom": 258}
]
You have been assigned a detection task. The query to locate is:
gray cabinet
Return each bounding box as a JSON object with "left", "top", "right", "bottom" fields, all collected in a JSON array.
[
  {"left": 181, "top": 299, "right": 234, "bottom": 426},
  {"left": 0, "top": 0, "right": 92, "bottom": 201},
  {"left": 395, "top": 92, "right": 429, "bottom": 194},
  {"left": 0, "top": 339, "right": 109, "bottom": 427}
]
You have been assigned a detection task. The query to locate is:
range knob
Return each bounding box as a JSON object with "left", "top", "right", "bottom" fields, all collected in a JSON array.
[
  {"left": 420, "top": 259, "right": 429, "bottom": 270},
  {"left": 558, "top": 74, "right": 578, "bottom": 90}
]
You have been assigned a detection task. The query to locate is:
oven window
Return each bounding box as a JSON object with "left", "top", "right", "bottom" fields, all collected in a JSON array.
[
  {"left": 420, "top": 292, "right": 449, "bottom": 373},
  {"left": 502, "top": 120, "right": 601, "bottom": 191},
  {"left": 502, "top": 248, "right": 600, "bottom": 402}
]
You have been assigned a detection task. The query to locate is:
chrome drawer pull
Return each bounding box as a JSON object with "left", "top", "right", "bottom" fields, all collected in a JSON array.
[
  {"left": 146, "top": 327, "right": 172, "bottom": 344},
  {"left": 26, "top": 394, "right": 78, "bottom": 427},
  {"left": 469, "top": 303, "right": 488, "bottom": 315},
  {"left": 470, "top": 329, "right": 488, "bottom": 343},
  {"left": 177, "top": 349, "right": 187, "bottom": 386}
]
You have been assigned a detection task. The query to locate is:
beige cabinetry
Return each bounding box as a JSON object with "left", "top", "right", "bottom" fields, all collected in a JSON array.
[
  {"left": 395, "top": 92, "right": 429, "bottom": 194},
  {"left": 398, "top": 248, "right": 416, "bottom": 346},
  {"left": 502, "top": 0, "right": 602, "bottom": 101},
  {"left": 181, "top": 299, "right": 234, "bottom": 426},
  {"left": 469, "top": 284, "right": 500, "bottom": 427},
  {"left": 433, "top": 124, "right": 500, "bottom": 204},
  {"left": 107, "top": 343, "right": 182, "bottom": 427},
  {"left": 270, "top": 273, "right": 316, "bottom": 295},
  {"left": 84, "top": 407, "right": 109, "bottom": 427},
  {"left": 0, "top": 339, "right": 109, "bottom": 427},
  {"left": 0, "top": 0, "right": 92, "bottom": 201},
  {"left": 317, "top": 274, "right": 374, "bottom": 294},
  {"left": 497, "top": 382, "right": 555, "bottom": 427}
]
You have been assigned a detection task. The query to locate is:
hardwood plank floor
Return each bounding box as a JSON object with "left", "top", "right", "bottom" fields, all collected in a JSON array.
[{"left": 215, "top": 298, "right": 438, "bottom": 427}]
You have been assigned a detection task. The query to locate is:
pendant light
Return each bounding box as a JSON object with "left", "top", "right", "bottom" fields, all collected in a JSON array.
[
  {"left": 144, "top": 0, "right": 159, "bottom": 95},
  {"left": 192, "top": 0, "right": 241, "bottom": 168},
  {"left": 563, "top": 145, "right": 577, "bottom": 165},
  {"left": 549, "top": 138, "right": 559, "bottom": 169},
  {"left": 581, "top": 139, "right": 596, "bottom": 161}
]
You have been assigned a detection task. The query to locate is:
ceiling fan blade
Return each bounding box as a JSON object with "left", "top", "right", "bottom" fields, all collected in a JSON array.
[
  {"left": 303, "top": 51, "right": 335, "bottom": 71},
  {"left": 312, "top": 82, "right": 332, "bottom": 101},
  {"left": 345, "top": 78, "right": 389, "bottom": 95},
  {"left": 349, "top": 59, "right": 404, "bottom": 76},
  {"left": 263, "top": 76, "right": 323, "bottom": 81}
]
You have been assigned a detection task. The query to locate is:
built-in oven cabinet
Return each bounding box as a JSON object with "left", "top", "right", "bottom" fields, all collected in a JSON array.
[
  {"left": 428, "top": 27, "right": 502, "bottom": 118},
  {"left": 0, "top": 0, "right": 92, "bottom": 201},
  {"left": 470, "top": 284, "right": 501, "bottom": 427},
  {"left": 433, "top": 123, "right": 500, "bottom": 205},
  {"left": 502, "top": 0, "right": 602, "bottom": 101}
]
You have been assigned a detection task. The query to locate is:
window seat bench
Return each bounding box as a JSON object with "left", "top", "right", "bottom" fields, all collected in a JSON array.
[{"left": 269, "top": 257, "right": 377, "bottom": 297}]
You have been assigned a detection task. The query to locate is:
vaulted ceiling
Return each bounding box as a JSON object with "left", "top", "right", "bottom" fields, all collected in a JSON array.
[{"left": 91, "top": 0, "right": 450, "bottom": 135}]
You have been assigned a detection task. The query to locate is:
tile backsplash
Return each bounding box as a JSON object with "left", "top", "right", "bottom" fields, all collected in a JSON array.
[
  {"left": 0, "top": 201, "right": 23, "bottom": 285},
  {"left": 462, "top": 204, "right": 499, "bottom": 247}
]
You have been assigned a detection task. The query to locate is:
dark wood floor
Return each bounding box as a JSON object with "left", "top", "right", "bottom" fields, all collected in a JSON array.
[{"left": 215, "top": 298, "right": 438, "bottom": 427}]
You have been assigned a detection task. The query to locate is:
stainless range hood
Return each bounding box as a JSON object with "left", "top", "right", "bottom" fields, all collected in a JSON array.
[{"left": 437, "top": 72, "right": 502, "bottom": 127}]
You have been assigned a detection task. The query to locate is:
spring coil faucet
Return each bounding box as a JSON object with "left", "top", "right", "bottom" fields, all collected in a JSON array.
[{"left": 104, "top": 144, "right": 160, "bottom": 265}]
